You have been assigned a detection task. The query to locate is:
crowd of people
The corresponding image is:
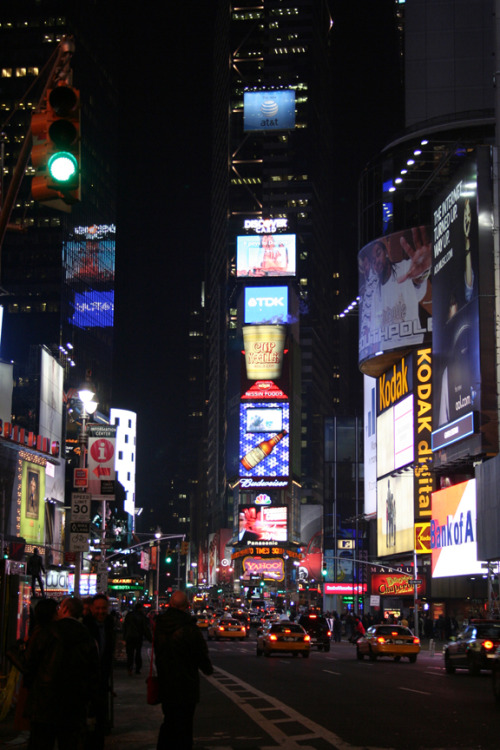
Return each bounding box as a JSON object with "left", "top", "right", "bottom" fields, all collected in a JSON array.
[{"left": 6, "top": 590, "right": 213, "bottom": 750}]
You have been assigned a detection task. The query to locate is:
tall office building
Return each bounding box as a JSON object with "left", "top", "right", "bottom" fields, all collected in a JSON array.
[
  {"left": 200, "top": 1, "right": 338, "bottom": 597},
  {"left": 0, "top": 1, "right": 117, "bottom": 423}
]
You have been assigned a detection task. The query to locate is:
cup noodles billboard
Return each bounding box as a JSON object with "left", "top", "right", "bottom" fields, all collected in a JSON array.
[
  {"left": 431, "top": 479, "right": 485, "bottom": 578},
  {"left": 243, "top": 325, "right": 286, "bottom": 380}
]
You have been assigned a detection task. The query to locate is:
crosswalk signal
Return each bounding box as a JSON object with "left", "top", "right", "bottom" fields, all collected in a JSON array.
[{"left": 31, "top": 84, "right": 81, "bottom": 208}]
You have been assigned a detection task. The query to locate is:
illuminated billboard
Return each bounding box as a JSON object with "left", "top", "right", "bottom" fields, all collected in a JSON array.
[
  {"left": 39, "top": 348, "right": 64, "bottom": 447},
  {"left": 237, "top": 234, "right": 296, "bottom": 277},
  {"left": 65, "top": 224, "right": 115, "bottom": 284},
  {"left": 242, "top": 556, "right": 285, "bottom": 581},
  {"left": 377, "top": 473, "right": 414, "bottom": 556},
  {"left": 358, "top": 227, "right": 432, "bottom": 366},
  {"left": 363, "top": 375, "right": 377, "bottom": 515},
  {"left": 431, "top": 479, "right": 485, "bottom": 578},
  {"left": 71, "top": 291, "right": 114, "bottom": 328},
  {"left": 238, "top": 505, "right": 287, "bottom": 543},
  {"left": 242, "top": 325, "right": 286, "bottom": 381},
  {"left": 377, "top": 394, "right": 414, "bottom": 478},
  {"left": 244, "top": 286, "right": 288, "bottom": 324},
  {"left": 243, "top": 90, "right": 295, "bottom": 132},
  {"left": 19, "top": 460, "right": 46, "bottom": 545},
  {"left": 239, "top": 401, "right": 289, "bottom": 482}
]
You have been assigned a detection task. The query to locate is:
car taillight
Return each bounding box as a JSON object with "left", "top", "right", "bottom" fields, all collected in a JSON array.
[
  {"left": 327, "top": 631, "right": 332, "bottom": 637},
  {"left": 304, "top": 635, "right": 311, "bottom": 642},
  {"left": 270, "top": 634, "right": 278, "bottom": 641},
  {"left": 377, "top": 636, "right": 386, "bottom": 644},
  {"left": 483, "top": 640, "right": 494, "bottom": 650},
  {"left": 218, "top": 626, "right": 225, "bottom": 631},
  {"left": 413, "top": 637, "right": 420, "bottom": 645}
]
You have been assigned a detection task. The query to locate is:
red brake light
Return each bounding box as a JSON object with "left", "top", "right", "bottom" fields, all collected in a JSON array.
[
  {"left": 483, "top": 640, "right": 494, "bottom": 650},
  {"left": 309, "top": 614, "right": 317, "bottom": 619},
  {"left": 377, "top": 636, "right": 386, "bottom": 644},
  {"left": 413, "top": 637, "right": 420, "bottom": 645},
  {"left": 391, "top": 631, "right": 398, "bottom": 636},
  {"left": 269, "top": 634, "right": 277, "bottom": 641},
  {"left": 327, "top": 631, "right": 332, "bottom": 637},
  {"left": 304, "top": 634, "right": 311, "bottom": 642},
  {"left": 284, "top": 629, "right": 291, "bottom": 633}
]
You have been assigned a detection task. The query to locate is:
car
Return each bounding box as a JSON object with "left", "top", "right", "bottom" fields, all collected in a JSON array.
[
  {"left": 298, "top": 614, "right": 331, "bottom": 652},
  {"left": 356, "top": 624, "right": 420, "bottom": 662},
  {"left": 443, "top": 619, "right": 500, "bottom": 675},
  {"left": 196, "top": 614, "right": 215, "bottom": 630},
  {"left": 231, "top": 611, "right": 251, "bottom": 637},
  {"left": 207, "top": 617, "right": 247, "bottom": 641},
  {"left": 256, "top": 620, "right": 310, "bottom": 658}
]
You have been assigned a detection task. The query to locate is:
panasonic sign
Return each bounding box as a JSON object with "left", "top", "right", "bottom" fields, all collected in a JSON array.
[{"left": 244, "top": 286, "right": 288, "bottom": 324}]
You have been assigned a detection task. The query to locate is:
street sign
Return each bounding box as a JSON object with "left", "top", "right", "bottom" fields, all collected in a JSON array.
[
  {"left": 71, "top": 492, "right": 91, "bottom": 521},
  {"left": 74, "top": 468, "right": 88, "bottom": 488},
  {"left": 338, "top": 539, "right": 354, "bottom": 549},
  {"left": 70, "top": 521, "right": 90, "bottom": 535},
  {"left": 69, "top": 533, "right": 89, "bottom": 552},
  {"left": 408, "top": 579, "right": 423, "bottom": 585}
]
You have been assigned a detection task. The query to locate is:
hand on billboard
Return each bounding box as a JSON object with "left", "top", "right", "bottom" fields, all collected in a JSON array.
[{"left": 398, "top": 226, "right": 432, "bottom": 283}]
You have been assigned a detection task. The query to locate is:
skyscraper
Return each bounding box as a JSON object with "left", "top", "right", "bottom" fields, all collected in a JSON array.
[{"left": 201, "top": 0, "right": 338, "bottom": 596}]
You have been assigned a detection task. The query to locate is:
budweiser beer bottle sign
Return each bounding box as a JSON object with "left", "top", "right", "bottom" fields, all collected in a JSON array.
[{"left": 240, "top": 430, "right": 286, "bottom": 470}]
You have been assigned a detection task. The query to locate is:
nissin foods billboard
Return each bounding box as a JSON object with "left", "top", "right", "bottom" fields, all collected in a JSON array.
[
  {"left": 244, "top": 286, "right": 288, "bottom": 324},
  {"left": 243, "top": 90, "right": 295, "bottom": 132}
]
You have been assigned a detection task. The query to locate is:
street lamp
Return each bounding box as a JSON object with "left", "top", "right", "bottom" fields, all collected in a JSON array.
[
  {"left": 155, "top": 527, "right": 162, "bottom": 612},
  {"left": 74, "top": 381, "right": 97, "bottom": 596}
]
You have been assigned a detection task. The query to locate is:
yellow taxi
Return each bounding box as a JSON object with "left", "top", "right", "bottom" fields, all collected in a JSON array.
[
  {"left": 207, "top": 617, "right": 247, "bottom": 641},
  {"left": 256, "top": 620, "right": 311, "bottom": 658},
  {"left": 356, "top": 623, "right": 420, "bottom": 663},
  {"left": 196, "top": 613, "right": 215, "bottom": 630}
]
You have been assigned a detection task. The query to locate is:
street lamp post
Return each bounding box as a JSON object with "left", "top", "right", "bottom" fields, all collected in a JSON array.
[
  {"left": 74, "top": 383, "right": 97, "bottom": 597},
  {"left": 155, "top": 528, "right": 161, "bottom": 612}
]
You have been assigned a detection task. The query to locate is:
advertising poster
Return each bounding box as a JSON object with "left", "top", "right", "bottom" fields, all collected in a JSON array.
[
  {"left": 20, "top": 460, "right": 46, "bottom": 545},
  {"left": 243, "top": 90, "right": 295, "bottom": 132},
  {"left": 363, "top": 375, "right": 377, "bottom": 516},
  {"left": 431, "top": 479, "right": 485, "bottom": 578},
  {"left": 237, "top": 505, "right": 287, "bottom": 543},
  {"left": 377, "top": 473, "right": 414, "bottom": 556},
  {"left": 358, "top": 226, "right": 432, "bottom": 365},
  {"left": 432, "top": 160, "right": 480, "bottom": 435},
  {"left": 239, "top": 401, "right": 289, "bottom": 482},
  {"left": 237, "top": 234, "right": 296, "bottom": 277},
  {"left": 208, "top": 531, "right": 219, "bottom": 585},
  {"left": 39, "top": 348, "right": 64, "bottom": 446},
  {"left": 298, "top": 505, "right": 323, "bottom": 583}
]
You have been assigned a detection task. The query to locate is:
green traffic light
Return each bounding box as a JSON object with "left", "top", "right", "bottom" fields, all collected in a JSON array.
[
  {"left": 48, "top": 151, "right": 78, "bottom": 183},
  {"left": 165, "top": 556, "right": 172, "bottom": 564}
]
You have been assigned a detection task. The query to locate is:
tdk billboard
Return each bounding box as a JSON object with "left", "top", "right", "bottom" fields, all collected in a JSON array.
[
  {"left": 244, "top": 286, "right": 288, "bottom": 324},
  {"left": 243, "top": 90, "right": 295, "bottom": 132}
]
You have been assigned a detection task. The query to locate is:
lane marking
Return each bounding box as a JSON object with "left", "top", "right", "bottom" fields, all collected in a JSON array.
[
  {"left": 206, "top": 666, "right": 393, "bottom": 749},
  {"left": 323, "top": 669, "right": 342, "bottom": 675},
  {"left": 399, "top": 686, "right": 431, "bottom": 696}
]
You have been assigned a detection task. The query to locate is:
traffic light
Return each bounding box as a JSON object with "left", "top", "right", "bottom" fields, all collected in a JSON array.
[
  {"left": 165, "top": 553, "right": 172, "bottom": 564},
  {"left": 180, "top": 541, "right": 189, "bottom": 555},
  {"left": 31, "top": 84, "right": 81, "bottom": 208}
]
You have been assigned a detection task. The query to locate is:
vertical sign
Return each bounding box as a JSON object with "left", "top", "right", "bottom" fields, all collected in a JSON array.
[{"left": 88, "top": 424, "right": 116, "bottom": 500}]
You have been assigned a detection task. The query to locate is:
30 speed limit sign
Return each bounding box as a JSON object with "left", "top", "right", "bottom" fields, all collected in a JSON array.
[{"left": 71, "top": 493, "right": 91, "bottom": 522}]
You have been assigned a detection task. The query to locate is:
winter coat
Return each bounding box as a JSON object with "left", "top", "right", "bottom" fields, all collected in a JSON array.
[
  {"left": 154, "top": 607, "right": 213, "bottom": 705},
  {"left": 123, "top": 609, "right": 152, "bottom": 642},
  {"left": 24, "top": 617, "right": 99, "bottom": 723}
]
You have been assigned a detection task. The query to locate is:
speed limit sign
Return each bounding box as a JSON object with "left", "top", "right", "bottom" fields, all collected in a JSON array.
[{"left": 71, "top": 493, "right": 91, "bottom": 522}]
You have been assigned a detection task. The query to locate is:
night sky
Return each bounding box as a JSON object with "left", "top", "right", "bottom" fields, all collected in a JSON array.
[{"left": 110, "top": 2, "right": 403, "bottom": 525}]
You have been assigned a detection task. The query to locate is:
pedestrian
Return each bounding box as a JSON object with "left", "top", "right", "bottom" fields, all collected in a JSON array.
[
  {"left": 83, "top": 593, "right": 116, "bottom": 749},
  {"left": 123, "top": 601, "right": 152, "bottom": 675},
  {"left": 24, "top": 596, "right": 99, "bottom": 750},
  {"left": 333, "top": 612, "right": 342, "bottom": 643},
  {"left": 27, "top": 548, "right": 45, "bottom": 598},
  {"left": 154, "top": 590, "right": 214, "bottom": 750}
]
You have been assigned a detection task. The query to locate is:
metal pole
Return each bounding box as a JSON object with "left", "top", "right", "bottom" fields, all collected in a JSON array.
[
  {"left": 413, "top": 549, "right": 419, "bottom": 639},
  {"left": 156, "top": 540, "right": 160, "bottom": 612},
  {"left": 74, "top": 408, "right": 87, "bottom": 596}
]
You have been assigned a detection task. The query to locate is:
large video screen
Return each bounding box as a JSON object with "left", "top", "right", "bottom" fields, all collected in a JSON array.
[
  {"left": 377, "top": 394, "right": 414, "bottom": 477},
  {"left": 243, "top": 90, "right": 295, "bottom": 132},
  {"left": 377, "top": 473, "right": 414, "bottom": 556},
  {"left": 237, "top": 234, "right": 296, "bottom": 278},
  {"left": 71, "top": 291, "right": 114, "bottom": 328},
  {"left": 238, "top": 504, "right": 288, "bottom": 543},
  {"left": 239, "top": 401, "right": 289, "bottom": 479},
  {"left": 244, "top": 286, "right": 288, "bottom": 324}
]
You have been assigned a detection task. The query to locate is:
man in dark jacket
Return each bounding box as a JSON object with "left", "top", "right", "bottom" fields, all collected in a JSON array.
[
  {"left": 25, "top": 596, "right": 99, "bottom": 750},
  {"left": 83, "top": 594, "right": 116, "bottom": 749},
  {"left": 154, "top": 590, "right": 213, "bottom": 750},
  {"left": 123, "top": 601, "right": 152, "bottom": 675}
]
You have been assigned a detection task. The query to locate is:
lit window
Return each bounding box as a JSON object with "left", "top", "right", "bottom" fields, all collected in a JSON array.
[
  {"left": 2, "top": 69, "right": 12, "bottom": 78},
  {"left": 15, "top": 68, "right": 27, "bottom": 77}
]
